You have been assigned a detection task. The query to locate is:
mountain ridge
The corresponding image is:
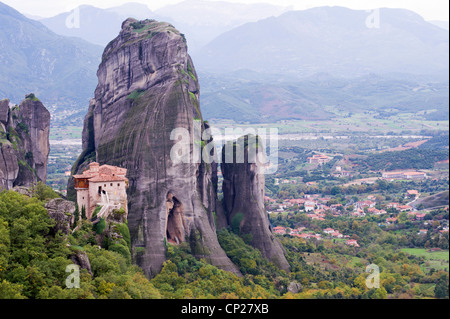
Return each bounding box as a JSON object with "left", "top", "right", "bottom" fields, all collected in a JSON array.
[
  {"left": 195, "top": 6, "right": 449, "bottom": 78},
  {"left": 38, "top": 3, "right": 164, "bottom": 46},
  {"left": 199, "top": 71, "right": 449, "bottom": 123},
  {"left": 35, "top": 0, "right": 292, "bottom": 52},
  {"left": 0, "top": 1, "right": 102, "bottom": 111}
]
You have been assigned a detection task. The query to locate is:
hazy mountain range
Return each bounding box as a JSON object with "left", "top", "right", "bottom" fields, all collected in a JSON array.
[
  {"left": 430, "top": 20, "right": 450, "bottom": 31},
  {"left": 199, "top": 71, "right": 449, "bottom": 123},
  {"left": 37, "top": 0, "right": 292, "bottom": 51},
  {"left": 154, "top": 0, "right": 292, "bottom": 51},
  {"left": 35, "top": 2, "right": 449, "bottom": 78},
  {"left": 1, "top": 1, "right": 448, "bottom": 123},
  {"left": 37, "top": 3, "right": 162, "bottom": 47},
  {"left": 0, "top": 2, "right": 102, "bottom": 109},
  {"left": 195, "top": 6, "right": 449, "bottom": 78}
]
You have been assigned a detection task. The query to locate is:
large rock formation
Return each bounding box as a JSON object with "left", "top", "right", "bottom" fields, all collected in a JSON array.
[
  {"left": 45, "top": 198, "right": 76, "bottom": 235},
  {"left": 221, "top": 135, "right": 290, "bottom": 271},
  {"left": 71, "top": 249, "right": 93, "bottom": 277},
  {"left": 0, "top": 99, "right": 9, "bottom": 126},
  {"left": 0, "top": 96, "right": 50, "bottom": 190},
  {"left": 70, "top": 18, "right": 240, "bottom": 277}
]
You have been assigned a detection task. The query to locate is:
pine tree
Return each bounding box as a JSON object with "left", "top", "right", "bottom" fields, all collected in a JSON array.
[
  {"left": 72, "top": 204, "right": 79, "bottom": 229},
  {"left": 435, "top": 276, "right": 449, "bottom": 299},
  {"left": 81, "top": 205, "right": 86, "bottom": 220}
]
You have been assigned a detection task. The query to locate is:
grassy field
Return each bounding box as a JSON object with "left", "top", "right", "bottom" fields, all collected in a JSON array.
[
  {"left": 49, "top": 125, "right": 83, "bottom": 140},
  {"left": 401, "top": 248, "right": 449, "bottom": 272},
  {"left": 413, "top": 191, "right": 450, "bottom": 210},
  {"left": 210, "top": 112, "right": 449, "bottom": 135}
]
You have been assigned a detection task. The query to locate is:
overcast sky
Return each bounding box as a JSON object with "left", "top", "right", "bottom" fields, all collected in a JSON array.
[{"left": 2, "top": 0, "right": 449, "bottom": 21}]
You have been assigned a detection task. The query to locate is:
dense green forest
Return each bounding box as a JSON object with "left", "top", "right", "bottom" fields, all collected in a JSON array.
[
  {"left": 0, "top": 189, "right": 161, "bottom": 299},
  {"left": 352, "top": 149, "right": 449, "bottom": 171},
  {"left": 269, "top": 176, "right": 449, "bottom": 200},
  {"left": 0, "top": 187, "right": 448, "bottom": 299},
  {"left": 0, "top": 188, "right": 289, "bottom": 299},
  {"left": 418, "top": 134, "right": 450, "bottom": 150}
]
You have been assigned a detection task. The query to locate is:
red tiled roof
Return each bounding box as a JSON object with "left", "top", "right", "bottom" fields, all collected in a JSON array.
[
  {"left": 331, "top": 232, "right": 341, "bottom": 236},
  {"left": 383, "top": 172, "right": 403, "bottom": 175},
  {"left": 89, "top": 174, "right": 128, "bottom": 183},
  {"left": 72, "top": 173, "right": 94, "bottom": 179},
  {"left": 73, "top": 162, "right": 128, "bottom": 183}
]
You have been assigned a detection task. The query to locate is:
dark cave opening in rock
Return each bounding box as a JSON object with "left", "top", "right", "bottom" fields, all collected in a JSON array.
[{"left": 166, "top": 193, "right": 186, "bottom": 245}]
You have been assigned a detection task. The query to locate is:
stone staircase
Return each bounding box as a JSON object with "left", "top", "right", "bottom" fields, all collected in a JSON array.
[{"left": 91, "top": 191, "right": 121, "bottom": 224}]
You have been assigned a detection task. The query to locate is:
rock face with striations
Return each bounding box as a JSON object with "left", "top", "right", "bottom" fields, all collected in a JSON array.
[
  {"left": 45, "top": 198, "right": 76, "bottom": 235},
  {"left": 220, "top": 135, "right": 290, "bottom": 271},
  {"left": 70, "top": 18, "right": 240, "bottom": 277},
  {"left": 0, "top": 96, "right": 50, "bottom": 190}
]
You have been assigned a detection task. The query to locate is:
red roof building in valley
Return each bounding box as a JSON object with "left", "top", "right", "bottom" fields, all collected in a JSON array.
[
  {"left": 382, "top": 171, "right": 427, "bottom": 180},
  {"left": 406, "top": 190, "right": 419, "bottom": 198},
  {"left": 307, "top": 154, "right": 331, "bottom": 164},
  {"left": 386, "top": 217, "right": 398, "bottom": 223},
  {"left": 331, "top": 231, "right": 343, "bottom": 238},
  {"left": 289, "top": 198, "right": 306, "bottom": 205},
  {"left": 397, "top": 205, "right": 413, "bottom": 212},
  {"left": 415, "top": 213, "right": 427, "bottom": 220},
  {"left": 273, "top": 226, "right": 287, "bottom": 234},
  {"left": 346, "top": 240, "right": 360, "bottom": 247}
]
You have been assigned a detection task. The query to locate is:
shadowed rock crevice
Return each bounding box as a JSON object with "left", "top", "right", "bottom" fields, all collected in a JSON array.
[{"left": 166, "top": 192, "right": 186, "bottom": 244}]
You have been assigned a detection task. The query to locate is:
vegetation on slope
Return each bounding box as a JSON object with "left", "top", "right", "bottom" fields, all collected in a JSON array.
[
  {"left": 0, "top": 185, "right": 448, "bottom": 299},
  {"left": 352, "top": 149, "right": 449, "bottom": 172},
  {"left": 0, "top": 189, "right": 160, "bottom": 299}
]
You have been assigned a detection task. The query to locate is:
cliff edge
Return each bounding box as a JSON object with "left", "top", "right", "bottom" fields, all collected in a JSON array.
[
  {"left": 0, "top": 95, "right": 50, "bottom": 190},
  {"left": 70, "top": 18, "right": 240, "bottom": 277},
  {"left": 221, "top": 135, "right": 290, "bottom": 271}
]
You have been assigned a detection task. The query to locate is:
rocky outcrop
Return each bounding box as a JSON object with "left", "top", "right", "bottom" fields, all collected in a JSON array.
[
  {"left": 0, "top": 143, "right": 19, "bottom": 190},
  {"left": 43, "top": 193, "right": 92, "bottom": 276},
  {"left": 0, "top": 99, "right": 8, "bottom": 127},
  {"left": 288, "top": 281, "right": 302, "bottom": 294},
  {"left": 71, "top": 18, "right": 240, "bottom": 277},
  {"left": 45, "top": 198, "right": 76, "bottom": 235},
  {"left": 17, "top": 96, "right": 51, "bottom": 183},
  {"left": 0, "top": 96, "right": 50, "bottom": 190},
  {"left": 1, "top": 99, "right": 17, "bottom": 190},
  {"left": 12, "top": 186, "right": 33, "bottom": 197},
  {"left": 220, "top": 135, "right": 290, "bottom": 271},
  {"left": 71, "top": 249, "right": 93, "bottom": 276}
]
